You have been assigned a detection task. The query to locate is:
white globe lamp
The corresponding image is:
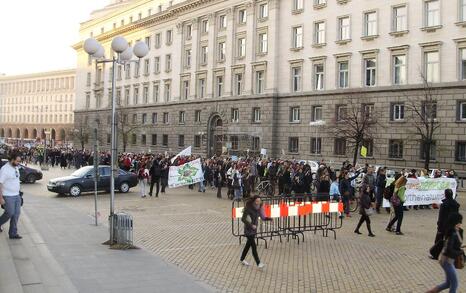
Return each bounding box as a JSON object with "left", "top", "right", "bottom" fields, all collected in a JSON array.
[
  {"left": 111, "top": 36, "right": 128, "bottom": 53},
  {"left": 120, "top": 46, "right": 133, "bottom": 61},
  {"left": 133, "top": 41, "right": 149, "bottom": 58},
  {"left": 83, "top": 38, "right": 100, "bottom": 55},
  {"left": 93, "top": 45, "right": 105, "bottom": 59}
]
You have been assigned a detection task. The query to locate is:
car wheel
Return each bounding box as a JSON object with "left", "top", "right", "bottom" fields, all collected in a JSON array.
[
  {"left": 119, "top": 182, "right": 130, "bottom": 193},
  {"left": 69, "top": 185, "right": 82, "bottom": 197},
  {"left": 26, "top": 174, "right": 36, "bottom": 184}
]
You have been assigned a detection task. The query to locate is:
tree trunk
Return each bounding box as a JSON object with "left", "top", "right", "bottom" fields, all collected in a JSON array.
[
  {"left": 424, "top": 141, "right": 431, "bottom": 171},
  {"left": 352, "top": 141, "right": 360, "bottom": 166}
]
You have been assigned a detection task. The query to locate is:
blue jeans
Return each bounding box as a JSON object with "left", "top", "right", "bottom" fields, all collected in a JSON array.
[
  {"left": 437, "top": 259, "right": 458, "bottom": 293},
  {"left": 198, "top": 180, "right": 205, "bottom": 192},
  {"left": 0, "top": 195, "right": 21, "bottom": 237}
]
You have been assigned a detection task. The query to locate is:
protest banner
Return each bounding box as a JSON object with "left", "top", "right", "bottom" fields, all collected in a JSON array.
[
  {"left": 170, "top": 146, "right": 192, "bottom": 163},
  {"left": 168, "top": 158, "right": 204, "bottom": 188},
  {"left": 382, "top": 177, "right": 457, "bottom": 207}
]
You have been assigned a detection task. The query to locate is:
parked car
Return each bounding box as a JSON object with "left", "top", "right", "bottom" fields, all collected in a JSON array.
[
  {"left": 0, "top": 159, "right": 43, "bottom": 183},
  {"left": 47, "top": 165, "right": 138, "bottom": 197}
]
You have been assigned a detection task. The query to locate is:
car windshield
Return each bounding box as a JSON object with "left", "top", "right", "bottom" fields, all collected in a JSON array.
[{"left": 71, "top": 166, "right": 93, "bottom": 177}]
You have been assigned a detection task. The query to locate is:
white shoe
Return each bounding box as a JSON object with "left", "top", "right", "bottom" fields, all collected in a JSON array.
[
  {"left": 258, "top": 263, "right": 266, "bottom": 269},
  {"left": 241, "top": 260, "right": 250, "bottom": 266}
]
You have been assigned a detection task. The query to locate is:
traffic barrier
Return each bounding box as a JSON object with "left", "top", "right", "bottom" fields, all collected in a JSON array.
[{"left": 232, "top": 194, "right": 344, "bottom": 248}]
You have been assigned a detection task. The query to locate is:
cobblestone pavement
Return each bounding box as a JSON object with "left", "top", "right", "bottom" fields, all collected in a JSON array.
[{"left": 22, "top": 166, "right": 466, "bottom": 293}]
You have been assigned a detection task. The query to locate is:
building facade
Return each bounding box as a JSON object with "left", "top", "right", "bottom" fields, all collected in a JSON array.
[
  {"left": 0, "top": 69, "right": 76, "bottom": 144},
  {"left": 74, "top": 0, "right": 466, "bottom": 172}
]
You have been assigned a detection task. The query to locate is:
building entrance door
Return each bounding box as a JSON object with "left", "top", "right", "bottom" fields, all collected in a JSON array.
[{"left": 207, "top": 115, "right": 224, "bottom": 157}]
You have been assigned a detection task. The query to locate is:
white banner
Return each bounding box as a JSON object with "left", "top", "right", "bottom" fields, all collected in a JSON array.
[
  {"left": 383, "top": 177, "right": 457, "bottom": 207},
  {"left": 168, "top": 158, "right": 204, "bottom": 188},
  {"left": 170, "top": 146, "right": 192, "bottom": 163}
]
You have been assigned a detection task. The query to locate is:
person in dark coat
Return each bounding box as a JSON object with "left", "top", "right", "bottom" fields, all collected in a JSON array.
[
  {"left": 354, "top": 184, "right": 375, "bottom": 237},
  {"left": 435, "top": 189, "right": 460, "bottom": 245},
  {"left": 149, "top": 157, "right": 162, "bottom": 197},
  {"left": 240, "top": 196, "right": 271, "bottom": 268},
  {"left": 375, "top": 167, "right": 387, "bottom": 213}
]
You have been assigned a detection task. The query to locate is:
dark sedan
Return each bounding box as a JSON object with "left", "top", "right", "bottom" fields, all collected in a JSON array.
[
  {"left": 0, "top": 159, "right": 43, "bottom": 183},
  {"left": 47, "top": 165, "right": 138, "bottom": 197}
]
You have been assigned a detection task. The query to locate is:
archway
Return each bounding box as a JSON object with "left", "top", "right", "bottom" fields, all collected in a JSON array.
[
  {"left": 23, "top": 129, "right": 29, "bottom": 139},
  {"left": 15, "top": 128, "right": 20, "bottom": 138},
  {"left": 51, "top": 129, "right": 56, "bottom": 140},
  {"left": 59, "top": 129, "right": 66, "bottom": 141},
  {"left": 207, "top": 114, "right": 224, "bottom": 157},
  {"left": 32, "top": 129, "right": 38, "bottom": 139},
  {"left": 40, "top": 129, "right": 46, "bottom": 139},
  {"left": 0, "top": 129, "right": 4, "bottom": 138},
  {"left": 7, "top": 128, "right": 12, "bottom": 138}
]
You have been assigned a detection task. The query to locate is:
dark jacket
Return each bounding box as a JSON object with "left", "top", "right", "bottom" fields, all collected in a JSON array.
[
  {"left": 437, "top": 198, "right": 460, "bottom": 234},
  {"left": 376, "top": 174, "right": 386, "bottom": 189},
  {"left": 443, "top": 229, "right": 464, "bottom": 259},
  {"left": 359, "top": 191, "right": 371, "bottom": 216},
  {"left": 149, "top": 160, "right": 162, "bottom": 179},
  {"left": 241, "top": 205, "right": 269, "bottom": 236}
]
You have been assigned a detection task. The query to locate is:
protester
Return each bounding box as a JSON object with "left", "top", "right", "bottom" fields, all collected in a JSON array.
[
  {"left": 137, "top": 163, "right": 149, "bottom": 198},
  {"left": 386, "top": 176, "right": 407, "bottom": 235},
  {"left": 354, "top": 184, "right": 375, "bottom": 237},
  {"left": 427, "top": 213, "right": 464, "bottom": 293},
  {"left": 0, "top": 152, "right": 23, "bottom": 239},
  {"left": 240, "top": 196, "right": 271, "bottom": 269},
  {"left": 375, "top": 167, "right": 387, "bottom": 213}
]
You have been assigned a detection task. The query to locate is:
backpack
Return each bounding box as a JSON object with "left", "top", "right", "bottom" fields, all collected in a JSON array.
[{"left": 384, "top": 183, "right": 395, "bottom": 200}]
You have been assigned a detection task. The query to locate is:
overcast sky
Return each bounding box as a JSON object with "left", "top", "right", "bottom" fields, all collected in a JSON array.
[{"left": 0, "top": 0, "right": 109, "bottom": 76}]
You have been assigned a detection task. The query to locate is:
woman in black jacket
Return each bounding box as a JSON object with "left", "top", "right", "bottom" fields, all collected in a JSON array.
[
  {"left": 354, "top": 184, "right": 375, "bottom": 237},
  {"left": 427, "top": 213, "right": 464, "bottom": 293},
  {"left": 240, "top": 196, "right": 271, "bottom": 269}
]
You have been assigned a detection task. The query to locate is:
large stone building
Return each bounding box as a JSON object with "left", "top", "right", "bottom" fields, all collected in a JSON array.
[
  {"left": 74, "top": 0, "right": 466, "bottom": 172},
  {"left": 0, "top": 69, "right": 76, "bottom": 144}
]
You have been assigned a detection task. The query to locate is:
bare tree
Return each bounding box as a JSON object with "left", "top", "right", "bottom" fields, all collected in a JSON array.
[
  {"left": 406, "top": 74, "right": 440, "bottom": 171},
  {"left": 70, "top": 124, "right": 89, "bottom": 150},
  {"left": 116, "top": 108, "right": 143, "bottom": 152},
  {"left": 331, "top": 98, "right": 379, "bottom": 166}
]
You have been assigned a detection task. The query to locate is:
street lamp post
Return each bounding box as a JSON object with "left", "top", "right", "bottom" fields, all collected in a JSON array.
[
  {"left": 83, "top": 36, "right": 148, "bottom": 244},
  {"left": 42, "top": 129, "right": 51, "bottom": 171}
]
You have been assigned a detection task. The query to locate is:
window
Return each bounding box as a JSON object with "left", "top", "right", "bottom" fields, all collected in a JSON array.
[
  {"left": 258, "top": 32, "right": 268, "bottom": 53},
  {"left": 163, "top": 112, "right": 169, "bottom": 124},
  {"left": 194, "top": 135, "right": 201, "bottom": 148},
  {"left": 315, "top": 0, "right": 327, "bottom": 5},
  {"left": 144, "top": 59, "right": 150, "bottom": 75},
  {"left": 85, "top": 93, "right": 90, "bottom": 109},
  {"left": 182, "top": 80, "right": 189, "bottom": 100},
  {"left": 178, "top": 135, "right": 185, "bottom": 147},
  {"left": 293, "top": 0, "right": 304, "bottom": 11},
  {"left": 460, "top": 48, "right": 466, "bottom": 80},
  {"left": 337, "top": 61, "right": 349, "bottom": 88},
  {"left": 151, "top": 134, "right": 157, "bottom": 145},
  {"left": 153, "top": 83, "right": 160, "bottom": 102},
  {"left": 154, "top": 33, "right": 161, "bottom": 48},
  {"left": 164, "top": 82, "right": 171, "bottom": 101},
  {"left": 362, "top": 139, "right": 374, "bottom": 157},
  {"left": 314, "top": 21, "right": 326, "bottom": 44},
  {"left": 86, "top": 72, "right": 91, "bottom": 86},
  {"left": 143, "top": 86, "right": 149, "bottom": 103},
  {"left": 420, "top": 140, "right": 436, "bottom": 160},
  {"left": 141, "top": 134, "right": 147, "bottom": 145},
  {"left": 364, "top": 11, "right": 377, "bottom": 36},
  {"left": 131, "top": 133, "right": 137, "bottom": 145},
  {"left": 152, "top": 112, "right": 157, "bottom": 124},
  {"left": 195, "top": 110, "right": 201, "bottom": 122},
  {"left": 423, "top": 101, "right": 437, "bottom": 120},
  {"left": 311, "top": 137, "right": 322, "bottom": 154},
  {"left": 425, "top": 51, "right": 440, "bottom": 83},
  {"left": 336, "top": 105, "right": 347, "bottom": 121},
  {"left": 459, "top": 101, "right": 466, "bottom": 121},
  {"left": 124, "top": 88, "right": 130, "bottom": 105},
  {"left": 117, "top": 66, "right": 123, "bottom": 80},
  {"left": 134, "top": 61, "right": 140, "bottom": 77},
  {"left": 162, "top": 134, "right": 168, "bottom": 146},
  {"left": 145, "top": 36, "right": 151, "bottom": 49},
  {"left": 289, "top": 137, "right": 299, "bottom": 153},
  {"left": 153, "top": 57, "right": 160, "bottom": 74},
  {"left": 218, "top": 42, "right": 226, "bottom": 61},
  {"left": 291, "top": 66, "right": 302, "bottom": 92},
  {"left": 455, "top": 141, "right": 466, "bottom": 161},
  {"left": 255, "top": 70, "right": 265, "bottom": 94},
  {"left": 461, "top": 0, "right": 466, "bottom": 22},
  {"left": 389, "top": 139, "right": 403, "bottom": 159},
  {"left": 219, "top": 15, "right": 227, "bottom": 29},
  {"left": 364, "top": 58, "right": 377, "bottom": 87},
  {"left": 253, "top": 108, "right": 261, "bottom": 122},
  {"left": 201, "top": 19, "right": 209, "bottom": 34},
  {"left": 312, "top": 105, "right": 323, "bottom": 121},
  {"left": 165, "top": 54, "right": 172, "bottom": 71},
  {"left": 393, "top": 5, "right": 407, "bottom": 32},
  {"left": 252, "top": 137, "right": 260, "bottom": 151},
  {"left": 259, "top": 3, "right": 268, "bottom": 19},
  {"left": 234, "top": 73, "right": 243, "bottom": 95},
  {"left": 185, "top": 49, "right": 192, "bottom": 68},
  {"left": 238, "top": 9, "right": 247, "bottom": 24},
  {"left": 363, "top": 104, "right": 374, "bottom": 119},
  {"left": 216, "top": 75, "right": 224, "bottom": 97},
  {"left": 201, "top": 46, "right": 208, "bottom": 64},
  {"left": 392, "top": 103, "right": 405, "bottom": 121},
  {"left": 334, "top": 138, "right": 346, "bottom": 155},
  {"left": 425, "top": 0, "right": 440, "bottom": 27},
  {"left": 179, "top": 111, "right": 185, "bottom": 124},
  {"left": 231, "top": 108, "right": 239, "bottom": 122},
  {"left": 393, "top": 55, "right": 407, "bottom": 85},
  {"left": 231, "top": 136, "right": 239, "bottom": 150},
  {"left": 338, "top": 16, "right": 350, "bottom": 40},
  {"left": 237, "top": 38, "right": 246, "bottom": 57},
  {"left": 132, "top": 114, "right": 137, "bottom": 124},
  {"left": 133, "top": 87, "right": 139, "bottom": 104},
  {"left": 166, "top": 30, "right": 173, "bottom": 45},
  {"left": 292, "top": 26, "right": 303, "bottom": 48},
  {"left": 290, "top": 107, "right": 300, "bottom": 122},
  {"left": 197, "top": 78, "right": 206, "bottom": 98},
  {"left": 185, "top": 24, "right": 192, "bottom": 40},
  {"left": 314, "top": 63, "right": 325, "bottom": 90}
]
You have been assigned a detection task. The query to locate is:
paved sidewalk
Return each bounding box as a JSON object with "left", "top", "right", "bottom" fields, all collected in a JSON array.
[{"left": 2, "top": 193, "right": 212, "bottom": 293}]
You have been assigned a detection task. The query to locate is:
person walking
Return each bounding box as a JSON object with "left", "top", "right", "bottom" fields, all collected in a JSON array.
[
  {"left": 137, "top": 163, "right": 149, "bottom": 198},
  {"left": 240, "top": 196, "right": 271, "bottom": 269},
  {"left": 386, "top": 176, "right": 407, "bottom": 235},
  {"left": 375, "top": 167, "right": 387, "bottom": 213},
  {"left": 0, "top": 152, "right": 23, "bottom": 239},
  {"left": 149, "top": 157, "right": 162, "bottom": 197},
  {"left": 430, "top": 189, "right": 460, "bottom": 259},
  {"left": 427, "top": 213, "right": 464, "bottom": 293},
  {"left": 354, "top": 184, "right": 375, "bottom": 237},
  {"left": 214, "top": 165, "right": 223, "bottom": 199}
]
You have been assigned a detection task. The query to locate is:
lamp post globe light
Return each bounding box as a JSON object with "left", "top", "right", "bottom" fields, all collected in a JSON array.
[{"left": 83, "top": 36, "right": 148, "bottom": 244}]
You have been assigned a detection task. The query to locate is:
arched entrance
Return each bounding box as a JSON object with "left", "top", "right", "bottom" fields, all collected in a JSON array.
[
  {"left": 23, "top": 129, "right": 29, "bottom": 139},
  {"left": 207, "top": 114, "right": 224, "bottom": 157},
  {"left": 32, "top": 129, "right": 37, "bottom": 139},
  {"left": 51, "top": 129, "right": 56, "bottom": 140},
  {"left": 0, "top": 129, "right": 4, "bottom": 137},
  {"left": 15, "top": 128, "right": 20, "bottom": 138},
  {"left": 7, "top": 128, "right": 12, "bottom": 138},
  {"left": 59, "top": 129, "right": 66, "bottom": 141}
]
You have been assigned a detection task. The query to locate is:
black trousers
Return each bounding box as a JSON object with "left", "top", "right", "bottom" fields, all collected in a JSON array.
[
  {"left": 355, "top": 214, "right": 372, "bottom": 234},
  {"left": 387, "top": 205, "right": 404, "bottom": 232},
  {"left": 217, "top": 185, "right": 222, "bottom": 198},
  {"left": 149, "top": 177, "right": 160, "bottom": 196},
  {"left": 240, "top": 235, "right": 260, "bottom": 265}
]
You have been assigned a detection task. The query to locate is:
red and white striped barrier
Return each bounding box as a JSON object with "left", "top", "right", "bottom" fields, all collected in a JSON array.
[{"left": 232, "top": 201, "right": 343, "bottom": 219}]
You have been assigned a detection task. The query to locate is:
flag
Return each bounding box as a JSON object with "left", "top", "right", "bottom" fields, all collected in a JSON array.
[
  {"left": 360, "top": 146, "right": 367, "bottom": 158},
  {"left": 168, "top": 158, "right": 204, "bottom": 188},
  {"left": 171, "top": 146, "right": 192, "bottom": 163}
]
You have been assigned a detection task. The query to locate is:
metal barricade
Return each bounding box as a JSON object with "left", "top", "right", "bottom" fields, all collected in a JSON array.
[{"left": 111, "top": 213, "right": 134, "bottom": 245}]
